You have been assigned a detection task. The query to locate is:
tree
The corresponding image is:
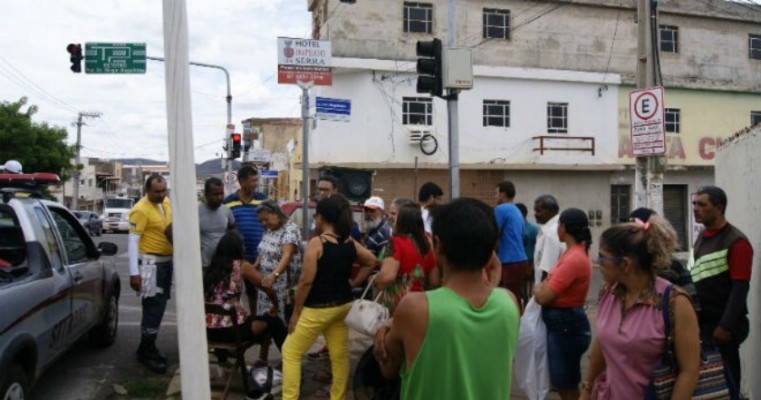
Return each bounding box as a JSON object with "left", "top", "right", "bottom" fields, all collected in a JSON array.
[{"left": 0, "top": 97, "right": 76, "bottom": 176}]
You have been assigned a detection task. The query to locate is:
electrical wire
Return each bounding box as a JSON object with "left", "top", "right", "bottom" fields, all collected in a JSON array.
[
  {"left": 602, "top": 10, "right": 622, "bottom": 84},
  {"left": 0, "top": 57, "right": 80, "bottom": 113}
]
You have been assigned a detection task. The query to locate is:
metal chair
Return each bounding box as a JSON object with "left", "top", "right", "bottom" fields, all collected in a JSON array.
[{"left": 205, "top": 303, "right": 256, "bottom": 400}]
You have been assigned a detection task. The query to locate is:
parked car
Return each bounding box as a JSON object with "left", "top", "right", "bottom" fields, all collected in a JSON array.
[
  {"left": 0, "top": 173, "right": 121, "bottom": 399},
  {"left": 74, "top": 211, "right": 103, "bottom": 236}
]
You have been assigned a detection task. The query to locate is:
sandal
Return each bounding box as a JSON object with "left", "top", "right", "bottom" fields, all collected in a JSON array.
[
  {"left": 314, "top": 385, "right": 331, "bottom": 398},
  {"left": 311, "top": 369, "right": 333, "bottom": 383}
]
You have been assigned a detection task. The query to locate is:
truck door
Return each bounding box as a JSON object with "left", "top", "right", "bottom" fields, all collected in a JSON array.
[{"left": 47, "top": 206, "right": 103, "bottom": 342}]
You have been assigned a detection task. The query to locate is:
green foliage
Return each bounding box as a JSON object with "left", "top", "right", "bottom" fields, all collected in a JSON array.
[{"left": 0, "top": 97, "right": 76, "bottom": 177}]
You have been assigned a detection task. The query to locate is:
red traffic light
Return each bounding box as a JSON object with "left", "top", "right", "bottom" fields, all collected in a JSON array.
[
  {"left": 66, "top": 43, "right": 83, "bottom": 73},
  {"left": 231, "top": 133, "right": 241, "bottom": 143}
]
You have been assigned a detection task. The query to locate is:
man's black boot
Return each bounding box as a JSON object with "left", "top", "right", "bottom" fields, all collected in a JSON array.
[{"left": 137, "top": 342, "right": 167, "bottom": 374}]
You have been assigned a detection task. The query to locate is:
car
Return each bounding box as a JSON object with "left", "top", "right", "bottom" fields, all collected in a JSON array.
[
  {"left": 74, "top": 210, "right": 103, "bottom": 236},
  {"left": 0, "top": 173, "right": 121, "bottom": 400}
]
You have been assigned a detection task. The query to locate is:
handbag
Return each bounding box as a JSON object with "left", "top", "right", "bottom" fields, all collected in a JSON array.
[
  {"left": 344, "top": 275, "right": 389, "bottom": 337},
  {"left": 645, "top": 284, "right": 734, "bottom": 400}
]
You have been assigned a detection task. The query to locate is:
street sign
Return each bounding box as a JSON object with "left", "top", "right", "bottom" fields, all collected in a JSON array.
[
  {"left": 629, "top": 86, "right": 666, "bottom": 156},
  {"left": 85, "top": 42, "right": 146, "bottom": 74},
  {"left": 315, "top": 97, "right": 351, "bottom": 122},
  {"left": 277, "top": 37, "right": 332, "bottom": 86},
  {"left": 246, "top": 149, "right": 272, "bottom": 163}
]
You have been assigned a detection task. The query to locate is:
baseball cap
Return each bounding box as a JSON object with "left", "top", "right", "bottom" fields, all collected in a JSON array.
[
  {"left": 3, "top": 160, "right": 22, "bottom": 174},
  {"left": 363, "top": 196, "right": 384, "bottom": 211}
]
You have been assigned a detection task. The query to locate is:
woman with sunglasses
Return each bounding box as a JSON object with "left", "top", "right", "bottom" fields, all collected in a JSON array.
[{"left": 580, "top": 216, "right": 700, "bottom": 399}]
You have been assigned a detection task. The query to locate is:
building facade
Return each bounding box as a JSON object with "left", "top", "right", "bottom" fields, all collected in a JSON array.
[{"left": 305, "top": 0, "right": 761, "bottom": 249}]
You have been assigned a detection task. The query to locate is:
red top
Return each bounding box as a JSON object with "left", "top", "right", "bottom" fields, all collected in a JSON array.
[
  {"left": 391, "top": 235, "right": 436, "bottom": 292},
  {"left": 547, "top": 243, "right": 591, "bottom": 308},
  {"left": 703, "top": 227, "right": 753, "bottom": 281}
]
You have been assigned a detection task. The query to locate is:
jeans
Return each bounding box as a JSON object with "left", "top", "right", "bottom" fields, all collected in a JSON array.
[
  {"left": 140, "top": 261, "right": 172, "bottom": 346},
  {"left": 542, "top": 306, "right": 591, "bottom": 389},
  {"left": 282, "top": 303, "right": 352, "bottom": 400}
]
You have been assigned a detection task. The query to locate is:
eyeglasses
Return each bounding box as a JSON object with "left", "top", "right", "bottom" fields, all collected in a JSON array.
[{"left": 595, "top": 255, "right": 623, "bottom": 264}]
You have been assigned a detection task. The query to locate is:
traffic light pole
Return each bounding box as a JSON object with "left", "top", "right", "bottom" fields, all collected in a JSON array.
[
  {"left": 146, "top": 56, "right": 235, "bottom": 193},
  {"left": 447, "top": 91, "right": 460, "bottom": 200},
  {"left": 71, "top": 111, "right": 101, "bottom": 210}
]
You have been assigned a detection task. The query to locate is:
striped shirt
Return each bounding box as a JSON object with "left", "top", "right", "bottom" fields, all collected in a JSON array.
[{"left": 223, "top": 191, "right": 267, "bottom": 261}]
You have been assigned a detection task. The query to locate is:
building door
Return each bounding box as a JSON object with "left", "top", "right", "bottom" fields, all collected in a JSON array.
[
  {"left": 663, "top": 185, "right": 688, "bottom": 251},
  {"left": 610, "top": 185, "right": 631, "bottom": 224}
]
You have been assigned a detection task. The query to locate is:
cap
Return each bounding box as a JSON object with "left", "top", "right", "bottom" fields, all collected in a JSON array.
[
  {"left": 3, "top": 160, "right": 22, "bottom": 174},
  {"left": 363, "top": 196, "right": 384, "bottom": 211}
]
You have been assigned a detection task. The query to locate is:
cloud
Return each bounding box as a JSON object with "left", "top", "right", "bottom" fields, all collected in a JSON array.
[{"left": 0, "top": 0, "right": 311, "bottom": 163}]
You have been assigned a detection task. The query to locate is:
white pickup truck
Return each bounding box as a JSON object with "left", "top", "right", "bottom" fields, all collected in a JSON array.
[
  {"left": 101, "top": 196, "right": 134, "bottom": 233},
  {"left": 0, "top": 173, "right": 121, "bottom": 399}
]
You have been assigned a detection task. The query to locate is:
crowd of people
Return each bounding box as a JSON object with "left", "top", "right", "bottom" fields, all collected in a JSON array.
[{"left": 124, "top": 168, "right": 752, "bottom": 400}]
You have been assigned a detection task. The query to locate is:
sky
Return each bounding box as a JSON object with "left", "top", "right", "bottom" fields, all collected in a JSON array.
[{"left": 0, "top": 0, "right": 313, "bottom": 163}]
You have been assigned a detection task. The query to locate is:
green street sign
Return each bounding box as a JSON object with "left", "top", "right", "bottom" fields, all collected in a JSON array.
[{"left": 85, "top": 42, "right": 146, "bottom": 74}]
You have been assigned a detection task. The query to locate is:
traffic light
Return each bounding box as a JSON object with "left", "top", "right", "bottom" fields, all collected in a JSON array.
[
  {"left": 231, "top": 133, "right": 242, "bottom": 159},
  {"left": 67, "top": 43, "right": 83, "bottom": 73},
  {"left": 416, "top": 38, "right": 442, "bottom": 98}
]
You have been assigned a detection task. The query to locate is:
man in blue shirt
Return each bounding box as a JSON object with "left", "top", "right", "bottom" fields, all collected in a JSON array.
[{"left": 494, "top": 181, "right": 528, "bottom": 304}]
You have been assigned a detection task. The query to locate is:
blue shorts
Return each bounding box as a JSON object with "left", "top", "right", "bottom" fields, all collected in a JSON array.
[{"left": 541, "top": 307, "right": 591, "bottom": 389}]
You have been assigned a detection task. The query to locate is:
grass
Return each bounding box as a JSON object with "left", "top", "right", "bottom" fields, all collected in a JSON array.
[{"left": 113, "top": 378, "right": 170, "bottom": 399}]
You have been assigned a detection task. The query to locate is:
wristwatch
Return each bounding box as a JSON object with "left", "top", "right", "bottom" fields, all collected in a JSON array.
[{"left": 273, "top": 271, "right": 280, "bottom": 278}]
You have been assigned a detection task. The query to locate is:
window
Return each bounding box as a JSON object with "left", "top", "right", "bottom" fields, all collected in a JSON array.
[
  {"left": 50, "top": 209, "right": 90, "bottom": 264},
  {"left": 88, "top": 179, "right": 93, "bottom": 187},
  {"left": 752, "top": 111, "right": 761, "bottom": 127},
  {"left": 404, "top": 2, "right": 433, "bottom": 33},
  {"left": 610, "top": 185, "right": 631, "bottom": 225},
  {"left": 483, "top": 8, "right": 510, "bottom": 40},
  {"left": 665, "top": 108, "right": 680, "bottom": 133},
  {"left": 483, "top": 100, "right": 511, "bottom": 127},
  {"left": 659, "top": 25, "right": 679, "bottom": 53},
  {"left": 32, "top": 207, "right": 63, "bottom": 271},
  {"left": 547, "top": 102, "right": 568, "bottom": 134},
  {"left": 749, "top": 34, "right": 761, "bottom": 60},
  {"left": 403, "top": 97, "right": 433, "bottom": 125}
]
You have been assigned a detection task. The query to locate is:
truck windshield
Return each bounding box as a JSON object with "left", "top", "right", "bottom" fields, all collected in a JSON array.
[{"left": 105, "top": 198, "right": 133, "bottom": 208}]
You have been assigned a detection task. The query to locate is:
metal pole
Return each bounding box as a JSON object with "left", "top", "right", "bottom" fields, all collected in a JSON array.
[
  {"left": 299, "top": 82, "right": 313, "bottom": 240},
  {"left": 446, "top": 0, "right": 460, "bottom": 199},
  {"left": 72, "top": 112, "right": 101, "bottom": 210},
  {"left": 147, "top": 56, "right": 235, "bottom": 194},
  {"left": 160, "top": 1, "right": 211, "bottom": 397},
  {"left": 634, "top": 0, "right": 664, "bottom": 215}
]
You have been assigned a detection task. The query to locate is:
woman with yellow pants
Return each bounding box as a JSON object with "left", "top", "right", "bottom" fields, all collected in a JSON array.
[{"left": 282, "top": 194, "right": 377, "bottom": 400}]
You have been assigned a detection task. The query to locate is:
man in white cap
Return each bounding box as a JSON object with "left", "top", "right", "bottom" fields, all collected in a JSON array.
[
  {"left": 3, "top": 160, "right": 23, "bottom": 174},
  {"left": 362, "top": 196, "right": 392, "bottom": 258}
]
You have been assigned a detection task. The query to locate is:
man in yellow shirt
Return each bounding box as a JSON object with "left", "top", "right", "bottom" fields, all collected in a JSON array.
[{"left": 128, "top": 174, "right": 173, "bottom": 374}]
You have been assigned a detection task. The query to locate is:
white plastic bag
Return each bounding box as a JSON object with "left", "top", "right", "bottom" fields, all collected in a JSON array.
[{"left": 515, "top": 298, "right": 550, "bottom": 400}]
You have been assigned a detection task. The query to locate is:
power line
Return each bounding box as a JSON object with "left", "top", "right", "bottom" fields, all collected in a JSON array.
[{"left": 0, "top": 57, "right": 79, "bottom": 113}]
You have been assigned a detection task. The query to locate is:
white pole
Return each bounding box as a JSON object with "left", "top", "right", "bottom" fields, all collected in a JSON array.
[
  {"left": 161, "top": 1, "right": 210, "bottom": 398},
  {"left": 446, "top": 0, "right": 460, "bottom": 199},
  {"left": 298, "top": 82, "right": 313, "bottom": 240}
]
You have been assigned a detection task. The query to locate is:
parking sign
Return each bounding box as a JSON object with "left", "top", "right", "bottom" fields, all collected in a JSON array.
[{"left": 629, "top": 86, "right": 666, "bottom": 156}]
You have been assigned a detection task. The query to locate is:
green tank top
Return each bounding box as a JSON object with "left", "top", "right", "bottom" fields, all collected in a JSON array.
[{"left": 400, "top": 287, "right": 520, "bottom": 400}]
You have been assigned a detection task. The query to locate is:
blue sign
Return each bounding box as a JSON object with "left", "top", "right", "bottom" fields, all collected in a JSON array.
[{"left": 315, "top": 97, "right": 351, "bottom": 122}]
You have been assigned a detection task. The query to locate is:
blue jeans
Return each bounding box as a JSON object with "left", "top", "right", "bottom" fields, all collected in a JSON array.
[
  {"left": 140, "top": 261, "right": 172, "bottom": 345},
  {"left": 542, "top": 307, "right": 591, "bottom": 389}
]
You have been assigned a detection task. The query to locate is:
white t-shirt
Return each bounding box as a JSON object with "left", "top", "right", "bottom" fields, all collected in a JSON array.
[
  {"left": 422, "top": 207, "right": 433, "bottom": 234},
  {"left": 533, "top": 214, "right": 565, "bottom": 283}
]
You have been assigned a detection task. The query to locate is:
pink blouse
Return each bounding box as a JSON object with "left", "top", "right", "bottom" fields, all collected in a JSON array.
[
  {"left": 595, "top": 277, "right": 670, "bottom": 399},
  {"left": 205, "top": 259, "right": 247, "bottom": 329}
]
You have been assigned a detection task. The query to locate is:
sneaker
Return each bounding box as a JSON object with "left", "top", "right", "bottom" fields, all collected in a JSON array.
[{"left": 307, "top": 347, "right": 330, "bottom": 360}]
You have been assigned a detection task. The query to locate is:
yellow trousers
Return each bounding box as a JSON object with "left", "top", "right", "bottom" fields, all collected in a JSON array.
[{"left": 282, "top": 303, "right": 352, "bottom": 400}]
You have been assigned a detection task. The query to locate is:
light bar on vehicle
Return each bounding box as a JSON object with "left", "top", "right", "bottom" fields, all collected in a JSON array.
[{"left": 0, "top": 173, "right": 61, "bottom": 186}]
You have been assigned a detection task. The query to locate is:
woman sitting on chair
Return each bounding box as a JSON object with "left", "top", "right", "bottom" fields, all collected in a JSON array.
[{"left": 204, "top": 231, "right": 287, "bottom": 350}]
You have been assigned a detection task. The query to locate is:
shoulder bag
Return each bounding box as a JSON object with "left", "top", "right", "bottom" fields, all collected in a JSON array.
[
  {"left": 645, "top": 284, "right": 735, "bottom": 400},
  {"left": 344, "top": 274, "right": 389, "bottom": 337}
]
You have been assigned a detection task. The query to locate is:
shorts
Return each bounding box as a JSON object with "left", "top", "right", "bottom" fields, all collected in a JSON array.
[{"left": 541, "top": 307, "right": 591, "bottom": 389}]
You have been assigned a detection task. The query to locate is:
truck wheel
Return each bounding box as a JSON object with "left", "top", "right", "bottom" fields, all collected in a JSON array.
[
  {"left": 0, "top": 364, "right": 28, "bottom": 400},
  {"left": 90, "top": 292, "right": 119, "bottom": 347}
]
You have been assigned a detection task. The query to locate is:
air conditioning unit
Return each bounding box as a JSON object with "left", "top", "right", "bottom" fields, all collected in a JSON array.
[{"left": 406, "top": 125, "right": 431, "bottom": 145}]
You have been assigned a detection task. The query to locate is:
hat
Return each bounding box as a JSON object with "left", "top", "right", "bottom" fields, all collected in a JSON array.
[
  {"left": 3, "top": 160, "right": 22, "bottom": 174},
  {"left": 363, "top": 196, "right": 384, "bottom": 211}
]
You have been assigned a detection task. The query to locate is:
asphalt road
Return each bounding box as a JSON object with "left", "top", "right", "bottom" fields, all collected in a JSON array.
[{"left": 30, "top": 233, "right": 179, "bottom": 400}]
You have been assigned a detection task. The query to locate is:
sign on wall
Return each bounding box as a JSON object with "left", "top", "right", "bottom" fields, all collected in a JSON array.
[
  {"left": 629, "top": 86, "right": 666, "bottom": 156},
  {"left": 277, "top": 37, "right": 332, "bottom": 86},
  {"left": 315, "top": 97, "right": 351, "bottom": 122}
]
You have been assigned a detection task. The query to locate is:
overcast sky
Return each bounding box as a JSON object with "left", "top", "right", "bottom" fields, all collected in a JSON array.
[{"left": 1, "top": 0, "right": 313, "bottom": 163}]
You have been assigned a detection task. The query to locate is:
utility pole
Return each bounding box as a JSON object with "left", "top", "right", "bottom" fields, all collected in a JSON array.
[
  {"left": 446, "top": 0, "right": 460, "bottom": 199},
  {"left": 299, "top": 81, "right": 313, "bottom": 241},
  {"left": 71, "top": 111, "right": 101, "bottom": 210},
  {"left": 635, "top": 0, "right": 665, "bottom": 215},
  {"left": 146, "top": 56, "right": 235, "bottom": 194}
]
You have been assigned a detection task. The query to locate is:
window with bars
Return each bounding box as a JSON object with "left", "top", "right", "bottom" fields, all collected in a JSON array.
[
  {"left": 750, "top": 34, "right": 761, "bottom": 60},
  {"left": 665, "top": 108, "right": 680, "bottom": 133},
  {"left": 659, "top": 25, "right": 679, "bottom": 53},
  {"left": 403, "top": 97, "right": 433, "bottom": 125},
  {"left": 483, "top": 100, "right": 511, "bottom": 127},
  {"left": 752, "top": 111, "right": 761, "bottom": 127},
  {"left": 610, "top": 185, "right": 631, "bottom": 225},
  {"left": 404, "top": 2, "right": 433, "bottom": 33},
  {"left": 483, "top": 8, "right": 510, "bottom": 40},
  {"left": 547, "top": 103, "right": 568, "bottom": 134}
]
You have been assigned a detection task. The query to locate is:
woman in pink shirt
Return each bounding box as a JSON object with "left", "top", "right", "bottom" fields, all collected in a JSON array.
[
  {"left": 580, "top": 217, "right": 700, "bottom": 399},
  {"left": 533, "top": 208, "right": 592, "bottom": 400}
]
